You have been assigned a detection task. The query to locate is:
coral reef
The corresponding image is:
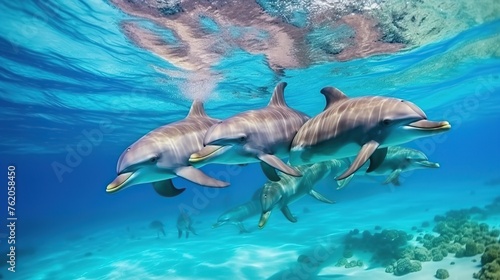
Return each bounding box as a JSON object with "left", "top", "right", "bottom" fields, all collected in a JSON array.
[
  {"left": 341, "top": 196, "right": 500, "bottom": 278},
  {"left": 391, "top": 258, "right": 422, "bottom": 276},
  {"left": 474, "top": 244, "right": 500, "bottom": 280},
  {"left": 344, "top": 229, "right": 410, "bottom": 266},
  {"left": 435, "top": 268, "right": 450, "bottom": 279}
]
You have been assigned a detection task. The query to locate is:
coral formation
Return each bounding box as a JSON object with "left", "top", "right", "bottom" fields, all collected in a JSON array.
[
  {"left": 341, "top": 197, "right": 500, "bottom": 278},
  {"left": 435, "top": 268, "right": 450, "bottom": 279},
  {"left": 474, "top": 244, "right": 500, "bottom": 280},
  {"left": 393, "top": 258, "right": 422, "bottom": 276}
]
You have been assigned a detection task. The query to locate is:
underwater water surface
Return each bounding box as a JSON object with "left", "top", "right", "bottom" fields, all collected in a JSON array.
[{"left": 1, "top": 0, "right": 500, "bottom": 279}]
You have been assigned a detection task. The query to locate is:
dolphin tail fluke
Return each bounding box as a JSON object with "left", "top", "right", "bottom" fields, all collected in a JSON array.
[
  {"left": 258, "top": 154, "right": 302, "bottom": 180},
  {"left": 280, "top": 206, "right": 297, "bottom": 223},
  {"left": 258, "top": 211, "right": 272, "bottom": 229},
  {"left": 366, "top": 147, "right": 388, "bottom": 173},
  {"left": 384, "top": 169, "right": 402, "bottom": 186},
  {"left": 175, "top": 166, "right": 230, "bottom": 187},
  {"left": 337, "top": 140, "right": 380, "bottom": 180},
  {"left": 309, "top": 189, "right": 335, "bottom": 204},
  {"left": 153, "top": 180, "right": 186, "bottom": 197},
  {"left": 336, "top": 174, "right": 354, "bottom": 190}
]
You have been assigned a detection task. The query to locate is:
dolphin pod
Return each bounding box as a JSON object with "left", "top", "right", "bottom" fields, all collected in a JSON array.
[{"left": 106, "top": 82, "right": 450, "bottom": 197}]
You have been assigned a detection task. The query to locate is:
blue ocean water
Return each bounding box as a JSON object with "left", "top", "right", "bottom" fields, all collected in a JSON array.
[{"left": 1, "top": 0, "right": 500, "bottom": 279}]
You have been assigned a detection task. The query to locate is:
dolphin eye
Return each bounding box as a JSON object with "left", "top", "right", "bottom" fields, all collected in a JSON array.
[
  {"left": 150, "top": 156, "right": 158, "bottom": 163},
  {"left": 382, "top": 119, "right": 392, "bottom": 126}
]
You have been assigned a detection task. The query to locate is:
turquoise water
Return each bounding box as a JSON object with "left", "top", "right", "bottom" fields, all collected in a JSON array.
[{"left": 1, "top": 1, "right": 500, "bottom": 279}]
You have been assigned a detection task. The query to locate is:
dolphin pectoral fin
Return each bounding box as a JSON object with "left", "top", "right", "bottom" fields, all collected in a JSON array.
[
  {"left": 281, "top": 206, "right": 297, "bottom": 223},
  {"left": 337, "top": 140, "right": 380, "bottom": 180},
  {"left": 258, "top": 211, "right": 272, "bottom": 229},
  {"left": 237, "top": 222, "right": 250, "bottom": 234},
  {"left": 177, "top": 229, "right": 182, "bottom": 239},
  {"left": 366, "top": 147, "right": 388, "bottom": 173},
  {"left": 384, "top": 169, "right": 402, "bottom": 186},
  {"left": 152, "top": 180, "right": 186, "bottom": 197},
  {"left": 260, "top": 161, "right": 281, "bottom": 181},
  {"left": 336, "top": 174, "right": 354, "bottom": 190},
  {"left": 175, "top": 166, "right": 229, "bottom": 187},
  {"left": 258, "top": 154, "right": 302, "bottom": 179},
  {"left": 309, "top": 189, "right": 335, "bottom": 204}
]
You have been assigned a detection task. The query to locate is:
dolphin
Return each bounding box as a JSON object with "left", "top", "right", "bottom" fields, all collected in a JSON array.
[
  {"left": 106, "top": 100, "right": 229, "bottom": 197},
  {"left": 176, "top": 211, "right": 197, "bottom": 239},
  {"left": 258, "top": 159, "right": 351, "bottom": 228},
  {"left": 189, "top": 82, "right": 310, "bottom": 181},
  {"left": 290, "top": 87, "right": 451, "bottom": 180},
  {"left": 149, "top": 220, "right": 166, "bottom": 238},
  {"left": 212, "top": 188, "right": 262, "bottom": 233},
  {"left": 364, "top": 146, "right": 440, "bottom": 186}
]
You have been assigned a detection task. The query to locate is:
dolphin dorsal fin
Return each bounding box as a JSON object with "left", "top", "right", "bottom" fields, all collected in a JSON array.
[
  {"left": 187, "top": 100, "right": 208, "bottom": 118},
  {"left": 320, "top": 87, "right": 348, "bottom": 110},
  {"left": 268, "top": 82, "right": 288, "bottom": 107}
]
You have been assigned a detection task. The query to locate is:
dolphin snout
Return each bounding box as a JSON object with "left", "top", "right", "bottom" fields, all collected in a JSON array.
[
  {"left": 416, "top": 160, "right": 440, "bottom": 168},
  {"left": 258, "top": 211, "right": 271, "bottom": 229},
  {"left": 106, "top": 172, "right": 134, "bottom": 193},
  {"left": 407, "top": 120, "right": 451, "bottom": 130},
  {"left": 212, "top": 221, "right": 226, "bottom": 228}
]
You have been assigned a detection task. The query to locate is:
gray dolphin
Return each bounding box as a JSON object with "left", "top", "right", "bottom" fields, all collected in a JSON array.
[
  {"left": 258, "top": 159, "right": 351, "bottom": 228},
  {"left": 365, "top": 146, "right": 440, "bottom": 186},
  {"left": 212, "top": 188, "right": 262, "bottom": 233},
  {"left": 106, "top": 100, "right": 229, "bottom": 197},
  {"left": 189, "top": 82, "right": 310, "bottom": 181},
  {"left": 176, "top": 211, "right": 197, "bottom": 239},
  {"left": 149, "top": 220, "right": 166, "bottom": 238},
  {"left": 290, "top": 87, "right": 451, "bottom": 180}
]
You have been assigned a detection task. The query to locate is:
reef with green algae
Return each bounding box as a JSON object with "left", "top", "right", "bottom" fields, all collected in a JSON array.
[
  {"left": 339, "top": 196, "right": 500, "bottom": 277},
  {"left": 474, "top": 244, "right": 500, "bottom": 280}
]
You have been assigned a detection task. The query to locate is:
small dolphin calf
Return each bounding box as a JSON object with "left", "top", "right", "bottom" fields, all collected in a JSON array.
[
  {"left": 189, "top": 82, "right": 310, "bottom": 181},
  {"left": 176, "top": 211, "right": 197, "bottom": 239},
  {"left": 365, "top": 146, "right": 440, "bottom": 186},
  {"left": 259, "top": 159, "right": 351, "bottom": 228},
  {"left": 290, "top": 87, "right": 451, "bottom": 180},
  {"left": 106, "top": 100, "right": 229, "bottom": 197},
  {"left": 212, "top": 188, "right": 262, "bottom": 233}
]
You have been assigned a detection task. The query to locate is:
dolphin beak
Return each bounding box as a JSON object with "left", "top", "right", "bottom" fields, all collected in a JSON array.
[
  {"left": 406, "top": 120, "right": 451, "bottom": 131},
  {"left": 106, "top": 172, "right": 134, "bottom": 193},
  {"left": 212, "top": 221, "right": 225, "bottom": 228},
  {"left": 189, "top": 145, "right": 229, "bottom": 163},
  {"left": 415, "top": 161, "right": 440, "bottom": 168},
  {"left": 258, "top": 211, "right": 271, "bottom": 229}
]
